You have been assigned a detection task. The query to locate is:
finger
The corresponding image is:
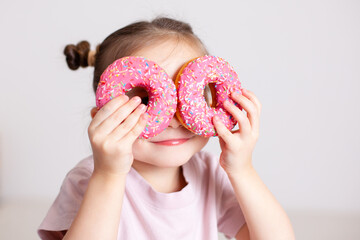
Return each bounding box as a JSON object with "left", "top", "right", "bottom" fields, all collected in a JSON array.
[
  {"left": 230, "top": 91, "right": 259, "bottom": 131},
  {"left": 90, "top": 95, "right": 129, "bottom": 128},
  {"left": 241, "top": 89, "right": 262, "bottom": 115},
  {"left": 110, "top": 103, "right": 147, "bottom": 140},
  {"left": 223, "top": 100, "right": 251, "bottom": 135},
  {"left": 238, "top": 89, "right": 261, "bottom": 134},
  {"left": 213, "top": 116, "right": 233, "bottom": 144},
  {"left": 97, "top": 96, "right": 142, "bottom": 135},
  {"left": 123, "top": 112, "right": 149, "bottom": 142}
]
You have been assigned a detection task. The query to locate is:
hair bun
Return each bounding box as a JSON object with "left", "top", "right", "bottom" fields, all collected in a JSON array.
[
  {"left": 63, "top": 40, "right": 91, "bottom": 70},
  {"left": 87, "top": 50, "right": 96, "bottom": 67}
]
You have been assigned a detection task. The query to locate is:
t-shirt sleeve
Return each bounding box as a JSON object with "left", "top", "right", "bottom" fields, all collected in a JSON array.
[
  {"left": 215, "top": 163, "right": 246, "bottom": 239},
  {"left": 37, "top": 166, "right": 92, "bottom": 239}
]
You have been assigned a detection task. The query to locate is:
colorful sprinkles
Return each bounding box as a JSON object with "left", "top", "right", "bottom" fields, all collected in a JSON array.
[
  {"left": 96, "top": 55, "right": 242, "bottom": 139},
  {"left": 176, "top": 55, "right": 242, "bottom": 137},
  {"left": 95, "top": 56, "right": 177, "bottom": 139}
]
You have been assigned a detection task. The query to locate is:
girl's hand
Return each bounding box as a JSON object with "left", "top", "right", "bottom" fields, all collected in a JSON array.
[
  {"left": 87, "top": 95, "right": 148, "bottom": 177},
  {"left": 213, "top": 89, "right": 262, "bottom": 176}
]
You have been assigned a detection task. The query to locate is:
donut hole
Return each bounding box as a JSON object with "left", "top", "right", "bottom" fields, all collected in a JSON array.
[
  {"left": 204, "top": 83, "right": 216, "bottom": 108},
  {"left": 125, "top": 87, "right": 149, "bottom": 105}
]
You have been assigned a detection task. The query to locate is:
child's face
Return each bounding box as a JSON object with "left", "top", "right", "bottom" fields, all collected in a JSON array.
[{"left": 130, "top": 39, "right": 210, "bottom": 168}]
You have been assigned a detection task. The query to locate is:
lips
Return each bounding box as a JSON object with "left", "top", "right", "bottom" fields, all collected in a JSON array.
[{"left": 150, "top": 138, "right": 191, "bottom": 146}]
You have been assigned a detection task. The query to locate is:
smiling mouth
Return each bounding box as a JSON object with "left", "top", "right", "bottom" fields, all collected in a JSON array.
[{"left": 150, "top": 138, "right": 191, "bottom": 146}]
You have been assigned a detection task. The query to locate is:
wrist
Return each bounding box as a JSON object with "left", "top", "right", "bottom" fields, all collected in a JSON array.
[
  {"left": 226, "top": 162, "right": 255, "bottom": 181},
  {"left": 91, "top": 169, "right": 128, "bottom": 185}
]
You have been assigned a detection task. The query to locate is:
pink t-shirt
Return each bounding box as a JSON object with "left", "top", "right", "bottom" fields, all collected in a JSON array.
[{"left": 38, "top": 151, "right": 246, "bottom": 239}]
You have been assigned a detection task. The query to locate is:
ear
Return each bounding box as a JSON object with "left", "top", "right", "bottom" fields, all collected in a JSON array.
[{"left": 90, "top": 107, "right": 98, "bottom": 119}]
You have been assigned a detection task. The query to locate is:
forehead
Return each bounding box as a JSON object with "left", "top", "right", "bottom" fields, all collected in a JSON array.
[{"left": 131, "top": 39, "right": 204, "bottom": 79}]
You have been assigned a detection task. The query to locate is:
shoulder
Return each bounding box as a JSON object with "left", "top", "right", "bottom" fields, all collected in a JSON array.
[
  {"left": 187, "top": 151, "right": 231, "bottom": 192},
  {"left": 65, "top": 155, "right": 94, "bottom": 179},
  {"left": 187, "top": 151, "right": 223, "bottom": 183},
  {"left": 59, "top": 155, "right": 94, "bottom": 192},
  {"left": 188, "top": 151, "right": 219, "bottom": 171},
  {"left": 37, "top": 155, "right": 95, "bottom": 238},
  {"left": 190, "top": 151, "right": 219, "bottom": 168},
  {"left": 72, "top": 154, "right": 94, "bottom": 173}
]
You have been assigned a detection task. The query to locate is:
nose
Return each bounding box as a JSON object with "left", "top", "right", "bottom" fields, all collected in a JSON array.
[{"left": 168, "top": 114, "right": 183, "bottom": 128}]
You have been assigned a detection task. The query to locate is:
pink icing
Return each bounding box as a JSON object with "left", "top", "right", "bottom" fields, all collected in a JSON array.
[
  {"left": 177, "top": 55, "right": 242, "bottom": 137},
  {"left": 95, "top": 56, "right": 177, "bottom": 139}
]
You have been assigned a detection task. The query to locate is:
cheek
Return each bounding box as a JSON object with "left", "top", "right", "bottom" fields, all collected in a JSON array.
[
  {"left": 132, "top": 139, "right": 148, "bottom": 158},
  {"left": 192, "top": 135, "right": 210, "bottom": 150}
]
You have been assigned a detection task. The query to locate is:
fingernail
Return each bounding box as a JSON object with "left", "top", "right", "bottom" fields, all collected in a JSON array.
[
  {"left": 132, "top": 96, "right": 141, "bottom": 103},
  {"left": 138, "top": 104, "right": 146, "bottom": 111}
]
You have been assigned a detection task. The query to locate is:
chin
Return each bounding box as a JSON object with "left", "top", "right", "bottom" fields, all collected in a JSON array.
[
  {"left": 132, "top": 135, "right": 209, "bottom": 168},
  {"left": 143, "top": 151, "right": 193, "bottom": 168}
]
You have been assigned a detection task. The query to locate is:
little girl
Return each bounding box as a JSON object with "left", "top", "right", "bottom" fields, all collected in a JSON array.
[{"left": 38, "top": 17, "right": 295, "bottom": 240}]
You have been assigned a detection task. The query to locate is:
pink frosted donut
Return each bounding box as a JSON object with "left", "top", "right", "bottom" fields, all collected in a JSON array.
[
  {"left": 175, "top": 55, "right": 242, "bottom": 137},
  {"left": 95, "top": 56, "right": 177, "bottom": 139}
]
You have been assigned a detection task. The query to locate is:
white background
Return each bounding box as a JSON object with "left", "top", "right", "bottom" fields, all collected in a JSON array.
[{"left": 0, "top": 0, "right": 359, "bottom": 239}]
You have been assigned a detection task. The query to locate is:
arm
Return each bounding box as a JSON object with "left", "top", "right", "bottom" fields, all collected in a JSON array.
[
  {"left": 235, "top": 223, "right": 250, "bottom": 240},
  {"left": 213, "top": 89, "right": 295, "bottom": 240},
  {"left": 63, "top": 172, "right": 126, "bottom": 240},
  {"left": 231, "top": 166, "right": 294, "bottom": 240},
  {"left": 63, "top": 95, "right": 147, "bottom": 240}
]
